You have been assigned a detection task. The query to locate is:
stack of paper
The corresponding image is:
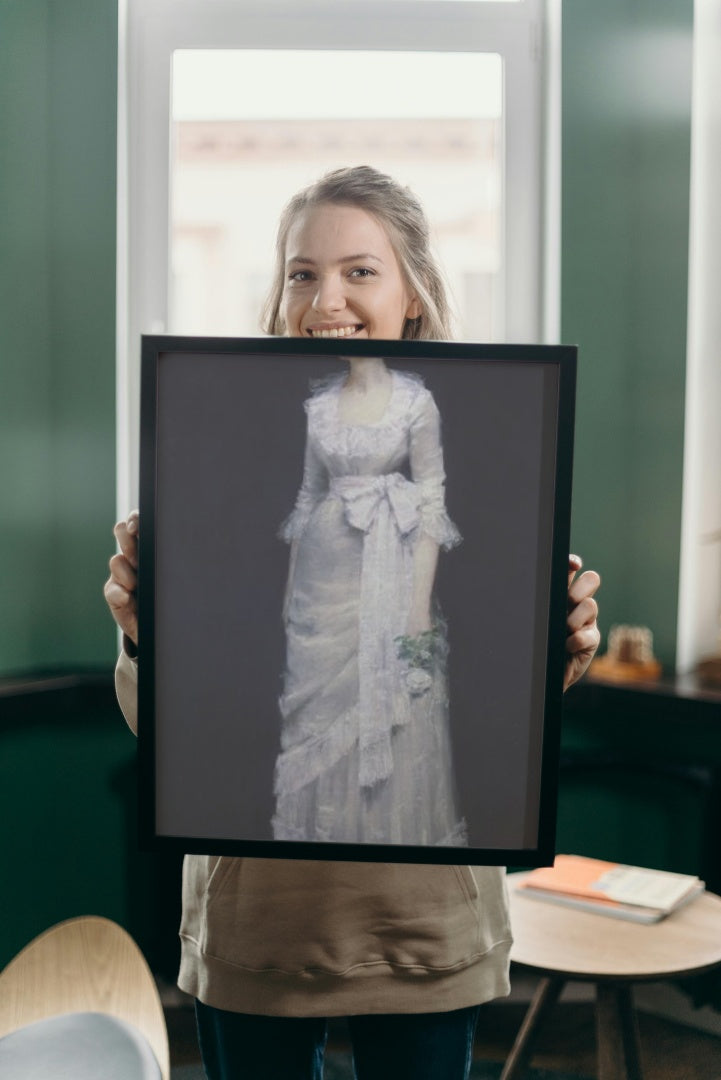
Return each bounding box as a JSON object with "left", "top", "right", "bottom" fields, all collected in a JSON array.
[{"left": 517, "top": 855, "right": 705, "bottom": 923}]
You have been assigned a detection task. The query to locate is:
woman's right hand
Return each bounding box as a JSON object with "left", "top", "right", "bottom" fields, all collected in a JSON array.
[{"left": 104, "top": 510, "right": 139, "bottom": 646}]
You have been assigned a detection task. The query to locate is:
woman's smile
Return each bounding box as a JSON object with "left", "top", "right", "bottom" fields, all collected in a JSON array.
[{"left": 306, "top": 323, "right": 365, "bottom": 339}]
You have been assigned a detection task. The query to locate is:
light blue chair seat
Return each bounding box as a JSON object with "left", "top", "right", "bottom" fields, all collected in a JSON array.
[{"left": 0, "top": 1011, "right": 162, "bottom": 1079}]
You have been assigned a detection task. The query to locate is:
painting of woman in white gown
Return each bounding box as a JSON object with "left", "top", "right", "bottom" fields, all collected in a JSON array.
[{"left": 272, "top": 360, "right": 467, "bottom": 847}]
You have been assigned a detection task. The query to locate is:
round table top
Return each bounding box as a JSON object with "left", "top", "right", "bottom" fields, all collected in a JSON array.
[{"left": 508, "top": 871, "right": 721, "bottom": 981}]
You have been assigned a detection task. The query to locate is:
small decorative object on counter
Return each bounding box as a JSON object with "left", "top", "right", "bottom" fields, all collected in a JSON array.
[
  {"left": 696, "top": 527, "right": 721, "bottom": 687},
  {"left": 696, "top": 651, "right": 721, "bottom": 688},
  {"left": 590, "top": 623, "right": 662, "bottom": 682}
]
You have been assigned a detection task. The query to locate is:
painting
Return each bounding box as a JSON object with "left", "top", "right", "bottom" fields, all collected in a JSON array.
[{"left": 138, "top": 336, "right": 576, "bottom": 865}]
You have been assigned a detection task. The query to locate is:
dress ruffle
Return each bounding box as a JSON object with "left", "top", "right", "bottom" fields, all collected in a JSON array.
[
  {"left": 419, "top": 507, "right": 463, "bottom": 550},
  {"left": 278, "top": 502, "right": 317, "bottom": 542}
]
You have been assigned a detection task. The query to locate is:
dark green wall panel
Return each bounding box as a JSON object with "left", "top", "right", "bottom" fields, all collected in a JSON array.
[
  {"left": 562, "top": 0, "right": 693, "bottom": 669},
  {"left": 559, "top": 683, "right": 721, "bottom": 886},
  {"left": 0, "top": 0, "right": 118, "bottom": 674},
  {"left": 0, "top": 3, "right": 55, "bottom": 668},
  {"left": 46, "top": 1, "right": 119, "bottom": 667},
  {"left": 0, "top": 683, "right": 183, "bottom": 976},
  {"left": 0, "top": 699, "right": 133, "bottom": 965}
]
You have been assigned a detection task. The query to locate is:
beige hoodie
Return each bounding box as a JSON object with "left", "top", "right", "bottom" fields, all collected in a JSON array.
[{"left": 116, "top": 650, "right": 512, "bottom": 1016}]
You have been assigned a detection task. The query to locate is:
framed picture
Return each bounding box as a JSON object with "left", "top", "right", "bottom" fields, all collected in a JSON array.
[{"left": 138, "top": 336, "right": 576, "bottom": 865}]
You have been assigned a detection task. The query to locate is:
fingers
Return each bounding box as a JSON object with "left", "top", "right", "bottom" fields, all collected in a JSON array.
[
  {"left": 103, "top": 576, "right": 138, "bottom": 643},
  {"left": 568, "top": 567, "right": 601, "bottom": 609},
  {"left": 108, "top": 550, "right": 137, "bottom": 591},
  {"left": 103, "top": 575, "right": 135, "bottom": 617},
  {"left": 566, "top": 592, "right": 599, "bottom": 636},
  {"left": 567, "top": 568, "right": 601, "bottom": 648},
  {"left": 568, "top": 553, "right": 583, "bottom": 587},
  {"left": 113, "top": 510, "right": 139, "bottom": 568},
  {"left": 105, "top": 511, "right": 140, "bottom": 645},
  {"left": 564, "top": 557, "right": 601, "bottom": 690},
  {"left": 566, "top": 622, "right": 601, "bottom": 657}
]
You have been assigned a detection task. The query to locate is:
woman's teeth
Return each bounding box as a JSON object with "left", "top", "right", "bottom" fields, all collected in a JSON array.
[{"left": 310, "top": 325, "right": 361, "bottom": 338}]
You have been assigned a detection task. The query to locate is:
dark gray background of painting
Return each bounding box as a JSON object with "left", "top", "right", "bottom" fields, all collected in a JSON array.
[{"left": 151, "top": 350, "right": 559, "bottom": 852}]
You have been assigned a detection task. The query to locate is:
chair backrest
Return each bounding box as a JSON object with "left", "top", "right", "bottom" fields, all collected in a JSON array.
[{"left": 0, "top": 915, "right": 170, "bottom": 1080}]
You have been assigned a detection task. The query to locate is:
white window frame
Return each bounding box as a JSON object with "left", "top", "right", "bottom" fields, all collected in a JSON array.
[
  {"left": 117, "top": 0, "right": 558, "bottom": 511},
  {"left": 676, "top": 0, "right": 721, "bottom": 674}
]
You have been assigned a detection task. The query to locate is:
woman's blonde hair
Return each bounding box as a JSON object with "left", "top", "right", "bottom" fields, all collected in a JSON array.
[{"left": 261, "top": 165, "right": 453, "bottom": 340}]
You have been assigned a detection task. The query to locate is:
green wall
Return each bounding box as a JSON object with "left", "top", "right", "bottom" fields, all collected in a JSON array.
[
  {"left": 562, "top": 0, "right": 693, "bottom": 670},
  {"left": 0, "top": 0, "right": 127, "bottom": 971},
  {"left": 0, "top": 0, "right": 118, "bottom": 675}
]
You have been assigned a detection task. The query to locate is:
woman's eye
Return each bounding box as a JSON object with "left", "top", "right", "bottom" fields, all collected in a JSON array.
[
  {"left": 349, "top": 267, "right": 375, "bottom": 279},
  {"left": 288, "top": 270, "right": 313, "bottom": 283}
]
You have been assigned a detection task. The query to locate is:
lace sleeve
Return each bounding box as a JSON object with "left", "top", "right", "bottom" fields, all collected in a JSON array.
[
  {"left": 409, "top": 390, "right": 462, "bottom": 550},
  {"left": 279, "top": 409, "right": 327, "bottom": 542}
]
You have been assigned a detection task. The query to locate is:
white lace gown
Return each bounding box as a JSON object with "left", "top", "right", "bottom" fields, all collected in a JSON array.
[{"left": 273, "top": 370, "right": 467, "bottom": 847}]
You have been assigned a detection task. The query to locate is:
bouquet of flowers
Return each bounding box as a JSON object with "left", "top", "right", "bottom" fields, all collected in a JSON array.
[{"left": 395, "top": 629, "right": 442, "bottom": 696}]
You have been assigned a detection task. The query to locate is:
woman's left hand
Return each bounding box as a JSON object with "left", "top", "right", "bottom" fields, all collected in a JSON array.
[
  {"left": 564, "top": 554, "right": 601, "bottom": 691},
  {"left": 406, "top": 604, "right": 433, "bottom": 637}
]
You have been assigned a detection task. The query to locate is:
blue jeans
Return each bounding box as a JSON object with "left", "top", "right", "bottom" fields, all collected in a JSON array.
[{"left": 195, "top": 1000, "right": 481, "bottom": 1080}]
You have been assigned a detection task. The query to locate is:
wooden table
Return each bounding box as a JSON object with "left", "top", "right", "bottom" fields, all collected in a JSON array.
[{"left": 503, "top": 873, "right": 721, "bottom": 1080}]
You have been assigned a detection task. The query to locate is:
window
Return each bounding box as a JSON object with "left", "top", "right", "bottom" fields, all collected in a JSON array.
[
  {"left": 169, "top": 49, "right": 503, "bottom": 341},
  {"left": 677, "top": 1, "right": 721, "bottom": 673},
  {"left": 118, "top": 0, "right": 555, "bottom": 509}
]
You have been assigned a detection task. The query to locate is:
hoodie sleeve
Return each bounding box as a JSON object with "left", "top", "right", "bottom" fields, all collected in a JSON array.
[{"left": 115, "top": 645, "right": 139, "bottom": 736}]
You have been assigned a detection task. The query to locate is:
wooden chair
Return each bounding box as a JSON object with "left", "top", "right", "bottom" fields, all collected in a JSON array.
[{"left": 0, "top": 915, "right": 169, "bottom": 1079}]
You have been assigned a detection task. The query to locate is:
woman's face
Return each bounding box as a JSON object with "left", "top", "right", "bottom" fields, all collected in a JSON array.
[{"left": 281, "top": 203, "right": 421, "bottom": 340}]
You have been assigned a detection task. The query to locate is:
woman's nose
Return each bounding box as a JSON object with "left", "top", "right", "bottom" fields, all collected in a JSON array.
[{"left": 312, "top": 274, "right": 345, "bottom": 314}]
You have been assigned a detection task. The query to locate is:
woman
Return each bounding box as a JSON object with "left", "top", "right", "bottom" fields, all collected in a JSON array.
[
  {"left": 271, "top": 180, "right": 464, "bottom": 847},
  {"left": 106, "top": 166, "right": 601, "bottom": 1080}
]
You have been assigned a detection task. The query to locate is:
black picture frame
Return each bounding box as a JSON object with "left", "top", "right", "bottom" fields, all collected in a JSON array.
[{"left": 138, "top": 335, "right": 576, "bottom": 866}]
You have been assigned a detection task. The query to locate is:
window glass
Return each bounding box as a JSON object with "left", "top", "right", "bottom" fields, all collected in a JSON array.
[
  {"left": 170, "top": 50, "right": 503, "bottom": 340},
  {"left": 376, "top": 1, "right": 521, "bottom": 3}
]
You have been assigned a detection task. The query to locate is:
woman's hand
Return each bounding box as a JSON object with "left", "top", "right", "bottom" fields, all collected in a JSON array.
[
  {"left": 405, "top": 607, "right": 433, "bottom": 637},
  {"left": 564, "top": 554, "right": 601, "bottom": 691},
  {"left": 103, "top": 510, "right": 139, "bottom": 646}
]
